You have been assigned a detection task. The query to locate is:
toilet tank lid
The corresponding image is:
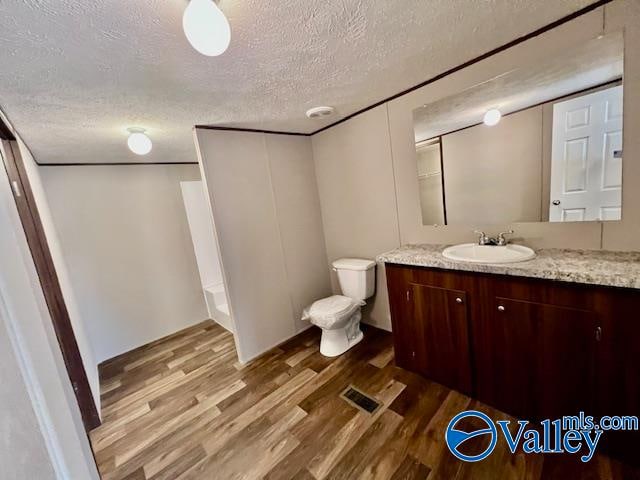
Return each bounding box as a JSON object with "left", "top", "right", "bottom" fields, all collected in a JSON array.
[{"left": 332, "top": 258, "right": 375, "bottom": 271}]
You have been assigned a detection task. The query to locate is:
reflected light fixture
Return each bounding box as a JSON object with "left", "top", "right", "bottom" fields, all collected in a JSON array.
[
  {"left": 183, "top": 0, "right": 231, "bottom": 56},
  {"left": 483, "top": 108, "right": 502, "bottom": 126},
  {"left": 127, "top": 128, "right": 152, "bottom": 155}
]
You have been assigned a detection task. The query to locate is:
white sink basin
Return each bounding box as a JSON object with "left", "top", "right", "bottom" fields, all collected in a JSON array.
[{"left": 442, "top": 243, "right": 536, "bottom": 264}]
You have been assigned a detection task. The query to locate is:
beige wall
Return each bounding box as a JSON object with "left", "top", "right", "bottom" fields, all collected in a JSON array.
[
  {"left": 442, "top": 107, "right": 543, "bottom": 224},
  {"left": 266, "top": 135, "right": 332, "bottom": 333},
  {"left": 310, "top": 1, "right": 640, "bottom": 331},
  {"left": 40, "top": 164, "right": 208, "bottom": 363},
  {"left": 0, "top": 299, "right": 56, "bottom": 480},
  {"left": 416, "top": 141, "right": 445, "bottom": 225},
  {"left": 19, "top": 141, "right": 102, "bottom": 411},
  {"left": 1, "top": 125, "right": 99, "bottom": 478},
  {"left": 312, "top": 106, "right": 401, "bottom": 331},
  {"left": 195, "top": 129, "right": 331, "bottom": 362}
]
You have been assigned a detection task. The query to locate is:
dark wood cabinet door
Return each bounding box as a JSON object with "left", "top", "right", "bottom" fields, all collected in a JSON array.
[
  {"left": 386, "top": 264, "right": 415, "bottom": 370},
  {"left": 475, "top": 296, "right": 597, "bottom": 421},
  {"left": 595, "top": 290, "right": 640, "bottom": 463},
  {"left": 408, "top": 283, "right": 472, "bottom": 395}
]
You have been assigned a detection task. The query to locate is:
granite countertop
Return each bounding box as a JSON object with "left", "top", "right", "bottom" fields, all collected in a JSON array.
[{"left": 377, "top": 244, "right": 640, "bottom": 290}]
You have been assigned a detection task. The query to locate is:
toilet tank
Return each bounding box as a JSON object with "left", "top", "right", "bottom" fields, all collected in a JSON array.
[{"left": 332, "top": 258, "right": 376, "bottom": 302}]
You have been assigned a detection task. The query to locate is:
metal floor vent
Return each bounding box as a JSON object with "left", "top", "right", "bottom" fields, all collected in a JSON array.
[{"left": 340, "top": 385, "right": 381, "bottom": 414}]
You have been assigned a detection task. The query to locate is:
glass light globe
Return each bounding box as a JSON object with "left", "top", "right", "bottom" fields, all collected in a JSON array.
[
  {"left": 483, "top": 109, "right": 502, "bottom": 126},
  {"left": 183, "top": 0, "right": 231, "bottom": 56},
  {"left": 127, "top": 130, "right": 152, "bottom": 155}
]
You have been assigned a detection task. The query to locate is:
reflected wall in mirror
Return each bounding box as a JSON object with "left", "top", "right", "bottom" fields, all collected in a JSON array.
[
  {"left": 413, "top": 32, "right": 624, "bottom": 226},
  {"left": 416, "top": 138, "right": 445, "bottom": 225}
]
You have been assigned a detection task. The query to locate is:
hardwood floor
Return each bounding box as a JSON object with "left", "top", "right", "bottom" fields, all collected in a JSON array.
[{"left": 91, "top": 321, "right": 638, "bottom": 480}]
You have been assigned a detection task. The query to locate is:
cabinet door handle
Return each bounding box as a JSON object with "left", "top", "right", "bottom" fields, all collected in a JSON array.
[
  {"left": 455, "top": 297, "right": 463, "bottom": 304},
  {"left": 595, "top": 326, "right": 602, "bottom": 342},
  {"left": 497, "top": 305, "right": 505, "bottom": 312}
]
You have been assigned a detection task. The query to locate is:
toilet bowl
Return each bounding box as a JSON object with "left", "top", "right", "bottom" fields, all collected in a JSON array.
[{"left": 304, "top": 258, "right": 375, "bottom": 357}]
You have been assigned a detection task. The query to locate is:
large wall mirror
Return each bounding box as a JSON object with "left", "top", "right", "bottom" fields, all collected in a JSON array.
[{"left": 413, "top": 32, "right": 624, "bottom": 226}]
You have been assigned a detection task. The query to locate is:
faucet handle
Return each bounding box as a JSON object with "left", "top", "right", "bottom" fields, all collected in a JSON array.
[
  {"left": 473, "top": 230, "right": 489, "bottom": 245},
  {"left": 496, "top": 230, "right": 514, "bottom": 246}
]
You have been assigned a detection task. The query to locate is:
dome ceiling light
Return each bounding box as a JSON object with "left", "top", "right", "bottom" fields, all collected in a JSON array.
[
  {"left": 127, "top": 127, "right": 152, "bottom": 155},
  {"left": 183, "top": 0, "right": 231, "bottom": 57},
  {"left": 483, "top": 108, "right": 502, "bottom": 126}
]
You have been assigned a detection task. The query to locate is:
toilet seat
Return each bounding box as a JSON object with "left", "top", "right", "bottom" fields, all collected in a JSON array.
[
  {"left": 304, "top": 295, "right": 364, "bottom": 357},
  {"left": 306, "top": 295, "right": 360, "bottom": 329}
]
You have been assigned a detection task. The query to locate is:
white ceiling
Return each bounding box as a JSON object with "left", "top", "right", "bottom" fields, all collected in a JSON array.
[
  {"left": 0, "top": 0, "right": 597, "bottom": 164},
  {"left": 413, "top": 33, "right": 624, "bottom": 142}
]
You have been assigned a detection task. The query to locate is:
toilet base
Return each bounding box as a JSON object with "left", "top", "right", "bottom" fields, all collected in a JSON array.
[{"left": 319, "top": 326, "right": 363, "bottom": 357}]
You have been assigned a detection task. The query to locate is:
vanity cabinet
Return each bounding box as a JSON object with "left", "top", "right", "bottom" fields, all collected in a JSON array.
[
  {"left": 385, "top": 262, "right": 640, "bottom": 462},
  {"left": 386, "top": 265, "right": 476, "bottom": 396},
  {"left": 474, "top": 296, "right": 597, "bottom": 420},
  {"left": 405, "top": 283, "right": 472, "bottom": 395}
]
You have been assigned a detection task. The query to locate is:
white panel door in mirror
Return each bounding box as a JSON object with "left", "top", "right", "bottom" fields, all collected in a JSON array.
[{"left": 550, "top": 85, "right": 623, "bottom": 222}]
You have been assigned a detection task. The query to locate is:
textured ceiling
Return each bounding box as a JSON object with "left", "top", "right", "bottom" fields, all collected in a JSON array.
[
  {"left": 413, "top": 33, "right": 623, "bottom": 142},
  {"left": 0, "top": 0, "right": 598, "bottom": 164}
]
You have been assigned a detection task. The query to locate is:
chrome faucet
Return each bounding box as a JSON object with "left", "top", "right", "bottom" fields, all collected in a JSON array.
[
  {"left": 474, "top": 230, "right": 514, "bottom": 246},
  {"left": 496, "top": 230, "right": 514, "bottom": 246},
  {"left": 474, "top": 230, "right": 491, "bottom": 245}
]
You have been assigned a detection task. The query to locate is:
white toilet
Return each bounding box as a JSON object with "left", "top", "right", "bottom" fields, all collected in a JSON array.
[{"left": 304, "top": 258, "right": 376, "bottom": 357}]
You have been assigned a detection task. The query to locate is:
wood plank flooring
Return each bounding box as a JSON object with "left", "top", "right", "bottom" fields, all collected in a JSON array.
[{"left": 91, "top": 321, "right": 639, "bottom": 480}]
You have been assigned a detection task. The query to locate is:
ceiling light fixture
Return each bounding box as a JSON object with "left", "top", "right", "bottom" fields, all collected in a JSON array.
[
  {"left": 183, "top": 0, "right": 231, "bottom": 56},
  {"left": 127, "top": 128, "right": 152, "bottom": 155},
  {"left": 483, "top": 108, "right": 502, "bottom": 126}
]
